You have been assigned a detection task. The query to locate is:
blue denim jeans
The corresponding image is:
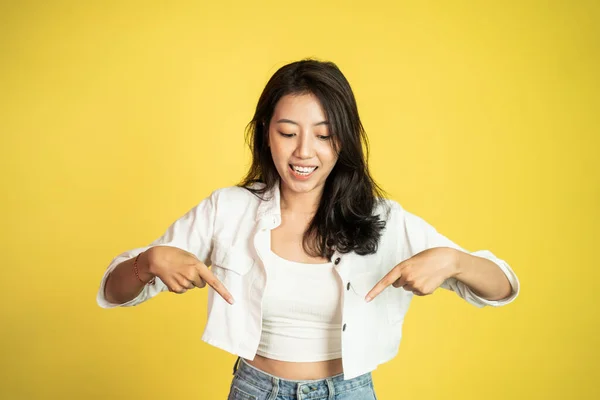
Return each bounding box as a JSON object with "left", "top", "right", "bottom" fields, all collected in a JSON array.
[{"left": 227, "top": 357, "right": 378, "bottom": 400}]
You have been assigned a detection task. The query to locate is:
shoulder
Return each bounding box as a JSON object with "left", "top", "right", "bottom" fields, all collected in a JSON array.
[
  {"left": 207, "top": 184, "right": 263, "bottom": 206},
  {"left": 373, "top": 197, "right": 405, "bottom": 221},
  {"left": 375, "top": 198, "right": 430, "bottom": 226},
  {"left": 374, "top": 198, "right": 429, "bottom": 235}
]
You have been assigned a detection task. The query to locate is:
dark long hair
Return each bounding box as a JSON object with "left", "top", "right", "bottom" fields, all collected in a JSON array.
[{"left": 239, "top": 58, "right": 388, "bottom": 257}]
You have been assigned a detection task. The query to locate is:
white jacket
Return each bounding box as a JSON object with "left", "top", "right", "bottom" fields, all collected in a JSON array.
[{"left": 96, "top": 183, "right": 520, "bottom": 380}]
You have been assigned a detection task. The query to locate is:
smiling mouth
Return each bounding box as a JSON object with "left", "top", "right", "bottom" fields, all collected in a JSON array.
[{"left": 289, "top": 164, "right": 318, "bottom": 176}]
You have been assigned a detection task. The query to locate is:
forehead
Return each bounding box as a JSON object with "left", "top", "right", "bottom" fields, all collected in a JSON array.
[{"left": 272, "top": 93, "right": 326, "bottom": 121}]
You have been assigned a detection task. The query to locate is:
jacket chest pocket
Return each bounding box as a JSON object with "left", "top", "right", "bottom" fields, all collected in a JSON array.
[
  {"left": 349, "top": 270, "right": 409, "bottom": 325},
  {"left": 348, "top": 271, "right": 381, "bottom": 300},
  {"left": 210, "top": 243, "right": 255, "bottom": 298}
]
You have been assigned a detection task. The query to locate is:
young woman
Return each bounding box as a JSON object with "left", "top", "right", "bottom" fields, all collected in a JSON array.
[{"left": 98, "top": 59, "right": 520, "bottom": 400}]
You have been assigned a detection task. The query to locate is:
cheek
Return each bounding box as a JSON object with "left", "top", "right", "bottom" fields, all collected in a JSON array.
[
  {"left": 269, "top": 141, "right": 289, "bottom": 164},
  {"left": 318, "top": 146, "right": 338, "bottom": 167}
]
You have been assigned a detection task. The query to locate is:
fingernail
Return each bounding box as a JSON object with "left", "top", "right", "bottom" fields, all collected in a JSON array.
[
  {"left": 365, "top": 296, "right": 372, "bottom": 303},
  {"left": 228, "top": 297, "right": 235, "bottom": 305}
]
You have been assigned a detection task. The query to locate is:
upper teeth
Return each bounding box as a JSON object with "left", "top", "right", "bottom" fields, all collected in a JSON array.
[{"left": 292, "top": 165, "right": 316, "bottom": 173}]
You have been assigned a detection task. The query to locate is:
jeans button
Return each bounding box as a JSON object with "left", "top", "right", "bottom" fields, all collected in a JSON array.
[{"left": 302, "top": 386, "right": 310, "bottom": 394}]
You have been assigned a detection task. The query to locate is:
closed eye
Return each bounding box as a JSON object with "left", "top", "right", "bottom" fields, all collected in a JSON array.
[
  {"left": 278, "top": 131, "right": 295, "bottom": 138},
  {"left": 318, "top": 135, "right": 331, "bottom": 140}
]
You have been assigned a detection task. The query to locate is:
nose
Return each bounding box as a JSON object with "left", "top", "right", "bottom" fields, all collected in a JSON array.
[{"left": 294, "top": 133, "right": 314, "bottom": 159}]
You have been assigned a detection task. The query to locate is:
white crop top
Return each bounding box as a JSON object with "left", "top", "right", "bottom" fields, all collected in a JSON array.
[{"left": 256, "top": 248, "right": 344, "bottom": 362}]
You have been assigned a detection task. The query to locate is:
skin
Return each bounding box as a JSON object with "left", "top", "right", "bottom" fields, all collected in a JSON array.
[
  {"left": 244, "top": 93, "right": 345, "bottom": 379},
  {"left": 246, "top": 93, "right": 514, "bottom": 379},
  {"left": 105, "top": 93, "right": 513, "bottom": 380},
  {"left": 268, "top": 92, "right": 338, "bottom": 216},
  {"left": 366, "top": 247, "right": 513, "bottom": 302}
]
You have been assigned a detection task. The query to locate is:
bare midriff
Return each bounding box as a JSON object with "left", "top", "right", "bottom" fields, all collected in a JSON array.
[{"left": 244, "top": 354, "right": 343, "bottom": 380}]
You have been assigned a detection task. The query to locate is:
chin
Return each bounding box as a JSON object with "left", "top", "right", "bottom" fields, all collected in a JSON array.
[{"left": 281, "top": 175, "right": 322, "bottom": 194}]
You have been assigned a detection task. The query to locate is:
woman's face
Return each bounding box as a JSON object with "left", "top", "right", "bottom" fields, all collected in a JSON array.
[{"left": 268, "top": 93, "right": 338, "bottom": 197}]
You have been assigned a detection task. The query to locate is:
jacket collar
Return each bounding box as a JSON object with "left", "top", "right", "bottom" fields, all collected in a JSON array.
[
  {"left": 252, "top": 180, "right": 344, "bottom": 270},
  {"left": 253, "top": 181, "right": 281, "bottom": 222}
]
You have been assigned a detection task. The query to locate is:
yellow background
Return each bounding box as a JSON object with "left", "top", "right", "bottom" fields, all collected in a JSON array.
[{"left": 1, "top": 1, "right": 598, "bottom": 399}]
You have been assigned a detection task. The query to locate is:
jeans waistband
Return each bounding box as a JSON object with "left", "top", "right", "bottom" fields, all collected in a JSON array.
[{"left": 232, "top": 357, "right": 373, "bottom": 398}]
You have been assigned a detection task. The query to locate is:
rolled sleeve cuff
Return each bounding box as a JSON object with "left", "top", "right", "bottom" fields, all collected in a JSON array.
[
  {"left": 441, "top": 250, "right": 520, "bottom": 308},
  {"left": 96, "top": 259, "right": 144, "bottom": 308},
  {"left": 464, "top": 250, "right": 520, "bottom": 308},
  {"left": 96, "top": 248, "right": 165, "bottom": 308}
]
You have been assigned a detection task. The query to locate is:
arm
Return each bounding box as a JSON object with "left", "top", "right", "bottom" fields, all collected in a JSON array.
[
  {"left": 103, "top": 249, "right": 154, "bottom": 305},
  {"left": 396, "top": 202, "right": 520, "bottom": 307},
  {"left": 449, "top": 248, "right": 513, "bottom": 301},
  {"left": 97, "top": 189, "right": 219, "bottom": 308}
]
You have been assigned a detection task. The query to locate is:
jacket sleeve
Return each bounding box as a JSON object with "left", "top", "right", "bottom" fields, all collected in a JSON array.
[
  {"left": 96, "top": 189, "right": 220, "bottom": 309},
  {"left": 392, "top": 201, "right": 520, "bottom": 308}
]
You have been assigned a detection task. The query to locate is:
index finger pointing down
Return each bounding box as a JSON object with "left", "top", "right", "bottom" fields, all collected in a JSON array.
[
  {"left": 198, "top": 266, "right": 235, "bottom": 305},
  {"left": 365, "top": 268, "right": 402, "bottom": 303}
]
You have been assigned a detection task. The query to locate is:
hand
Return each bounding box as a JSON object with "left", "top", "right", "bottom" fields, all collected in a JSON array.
[
  {"left": 365, "top": 247, "right": 459, "bottom": 301},
  {"left": 144, "top": 245, "right": 235, "bottom": 304}
]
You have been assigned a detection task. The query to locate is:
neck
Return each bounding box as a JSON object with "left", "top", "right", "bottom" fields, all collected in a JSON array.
[{"left": 279, "top": 181, "right": 323, "bottom": 214}]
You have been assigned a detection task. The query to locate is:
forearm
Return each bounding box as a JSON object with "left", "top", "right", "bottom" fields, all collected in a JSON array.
[
  {"left": 451, "top": 249, "right": 513, "bottom": 301},
  {"left": 104, "top": 250, "right": 155, "bottom": 304}
]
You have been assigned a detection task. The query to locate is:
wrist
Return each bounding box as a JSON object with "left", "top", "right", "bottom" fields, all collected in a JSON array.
[
  {"left": 137, "top": 250, "right": 156, "bottom": 283},
  {"left": 447, "top": 247, "right": 462, "bottom": 278}
]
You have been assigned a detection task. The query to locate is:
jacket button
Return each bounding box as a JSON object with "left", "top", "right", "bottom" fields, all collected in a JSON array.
[
  {"left": 343, "top": 323, "right": 347, "bottom": 331},
  {"left": 346, "top": 282, "right": 350, "bottom": 291},
  {"left": 334, "top": 257, "right": 341, "bottom": 265}
]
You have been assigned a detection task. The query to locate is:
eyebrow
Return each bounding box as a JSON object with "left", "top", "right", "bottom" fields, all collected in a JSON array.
[{"left": 276, "top": 119, "right": 330, "bottom": 127}]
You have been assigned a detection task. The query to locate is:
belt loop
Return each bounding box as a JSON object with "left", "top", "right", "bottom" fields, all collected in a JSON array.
[
  {"left": 267, "top": 376, "right": 279, "bottom": 400},
  {"left": 326, "top": 378, "right": 336, "bottom": 400},
  {"left": 232, "top": 356, "right": 241, "bottom": 375}
]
